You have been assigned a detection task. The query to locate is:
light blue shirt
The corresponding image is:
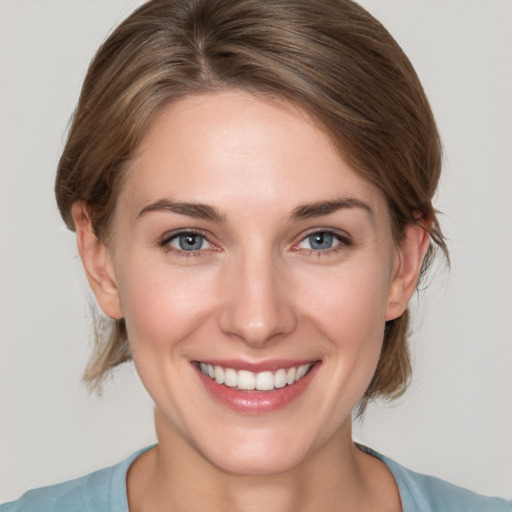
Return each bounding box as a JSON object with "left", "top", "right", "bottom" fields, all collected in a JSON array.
[{"left": 2, "top": 446, "right": 511, "bottom": 512}]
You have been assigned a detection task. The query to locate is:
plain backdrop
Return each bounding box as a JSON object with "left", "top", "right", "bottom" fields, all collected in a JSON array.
[{"left": 1, "top": 0, "right": 511, "bottom": 503}]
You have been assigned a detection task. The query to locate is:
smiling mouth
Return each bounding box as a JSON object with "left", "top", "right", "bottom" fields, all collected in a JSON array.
[{"left": 198, "top": 362, "right": 313, "bottom": 391}]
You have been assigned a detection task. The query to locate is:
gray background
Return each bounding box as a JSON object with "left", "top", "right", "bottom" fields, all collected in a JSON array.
[{"left": 1, "top": 0, "right": 511, "bottom": 502}]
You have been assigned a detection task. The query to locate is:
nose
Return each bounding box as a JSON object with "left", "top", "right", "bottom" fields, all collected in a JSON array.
[{"left": 218, "top": 251, "right": 297, "bottom": 348}]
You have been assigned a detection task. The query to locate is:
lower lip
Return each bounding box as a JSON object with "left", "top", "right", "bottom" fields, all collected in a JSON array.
[{"left": 196, "top": 363, "right": 319, "bottom": 414}]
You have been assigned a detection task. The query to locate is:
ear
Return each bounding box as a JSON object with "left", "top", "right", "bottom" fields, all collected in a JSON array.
[
  {"left": 71, "top": 201, "right": 123, "bottom": 320},
  {"left": 385, "top": 220, "right": 430, "bottom": 321}
]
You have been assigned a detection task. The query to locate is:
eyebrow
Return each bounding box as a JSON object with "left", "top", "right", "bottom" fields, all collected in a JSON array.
[
  {"left": 137, "top": 197, "right": 373, "bottom": 223},
  {"left": 137, "top": 199, "right": 224, "bottom": 222},
  {"left": 291, "top": 198, "right": 374, "bottom": 220}
]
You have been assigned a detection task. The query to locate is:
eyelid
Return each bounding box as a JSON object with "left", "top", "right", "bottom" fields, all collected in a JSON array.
[
  {"left": 160, "top": 228, "right": 219, "bottom": 252},
  {"left": 293, "top": 228, "right": 351, "bottom": 245},
  {"left": 161, "top": 228, "right": 207, "bottom": 242},
  {"left": 158, "top": 227, "right": 351, "bottom": 255},
  {"left": 291, "top": 228, "right": 352, "bottom": 255}
]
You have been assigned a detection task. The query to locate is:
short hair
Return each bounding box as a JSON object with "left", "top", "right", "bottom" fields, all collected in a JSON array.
[{"left": 55, "top": 0, "right": 448, "bottom": 411}]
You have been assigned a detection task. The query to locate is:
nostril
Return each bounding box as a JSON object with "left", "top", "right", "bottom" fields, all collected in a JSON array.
[
  {"left": 217, "top": 263, "right": 298, "bottom": 346},
  {"left": 218, "top": 308, "right": 297, "bottom": 347}
]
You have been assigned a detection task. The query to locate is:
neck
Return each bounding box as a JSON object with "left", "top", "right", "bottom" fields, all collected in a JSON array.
[{"left": 127, "top": 409, "right": 401, "bottom": 512}]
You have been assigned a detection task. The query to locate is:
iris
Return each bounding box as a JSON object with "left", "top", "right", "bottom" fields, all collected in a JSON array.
[
  {"left": 178, "top": 233, "right": 204, "bottom": 251},
  {"left": 308, "top": 232, "right": 333, "bottom": 250}
]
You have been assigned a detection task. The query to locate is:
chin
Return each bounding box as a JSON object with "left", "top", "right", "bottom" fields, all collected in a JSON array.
[
  {"left": 205, "top": 441, "right": 310, "bottom": 477},
  {"left": 188, "top": 419, "right": 329, "bottom": 477}
]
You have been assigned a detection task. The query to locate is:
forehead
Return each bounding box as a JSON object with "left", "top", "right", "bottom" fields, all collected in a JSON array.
[{"left": 119, "top": 90, "right": 388, "bottom": 221}]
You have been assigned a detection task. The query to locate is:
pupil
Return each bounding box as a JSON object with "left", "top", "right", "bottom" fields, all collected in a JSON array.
[
  {"left": 310, "top": 232, "right": 332, "bottom": 250},
  {"left": 179, "top": 234, "right": 202, "bottom": 250}
]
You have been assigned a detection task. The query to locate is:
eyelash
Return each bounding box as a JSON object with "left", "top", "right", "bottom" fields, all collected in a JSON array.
[
  {"left": 292, "top": 230, "right": 352, "bottom": 258},
  {"left": 159, "top": 229, "right": 352, "bottom": 258},
  {"left": 159, "top": 230, "right": 216, "bottom": 258}
]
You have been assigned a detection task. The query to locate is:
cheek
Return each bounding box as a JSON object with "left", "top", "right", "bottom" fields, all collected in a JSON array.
[
  {"left": 299, "top": 261, "right": 392, "bottom": 346},
  {"left": 117, "top": 261, "right": 218, "bottom": 354}
]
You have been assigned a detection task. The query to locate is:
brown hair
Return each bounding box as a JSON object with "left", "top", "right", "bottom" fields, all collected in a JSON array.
[{"left": 55, "top": 0, "right": 448, "bottom": 410}]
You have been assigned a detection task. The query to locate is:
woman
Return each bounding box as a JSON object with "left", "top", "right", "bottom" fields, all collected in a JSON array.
[{"left": 2, "top": 0, "right": 510, "bottom": 510}]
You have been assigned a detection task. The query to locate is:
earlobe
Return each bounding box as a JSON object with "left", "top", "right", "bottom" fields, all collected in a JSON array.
[
  {"left": 71, "top": 201, "right": 123, "bottom": 320},
  {"left": 385, "top": 221, "right": 430, "bottom": 321}
]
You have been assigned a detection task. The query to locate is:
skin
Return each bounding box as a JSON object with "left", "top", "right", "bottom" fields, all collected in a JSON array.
[{"left": 73, "top": 90, "right": 429, "bottom": 512}]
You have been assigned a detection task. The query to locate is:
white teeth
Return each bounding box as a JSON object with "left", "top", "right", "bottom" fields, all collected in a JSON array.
[
  {"left": 296, "top": 364, "right": 309, "bottom": 381},
  {"left": 199, "top": 362, "right": 313, "bottom": 391},
  {"left": 237, "top": 370, "right": 256, "bottom": 390},
  {"left": 224, "top": 368, "right": 238, "bottom": 387},
  {"left": 274, "top": 368, "right": 287, "bottom": 388},
  {"left": 214, "top": 365, "right": 225, "bottom": 384},
  {"left": 255, "top": 371, "right": 274, "bottom": 391}
]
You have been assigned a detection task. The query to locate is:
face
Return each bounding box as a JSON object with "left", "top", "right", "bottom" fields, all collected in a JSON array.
[{"left": 85, "top": 90, "right": 418, "bottom": 475}]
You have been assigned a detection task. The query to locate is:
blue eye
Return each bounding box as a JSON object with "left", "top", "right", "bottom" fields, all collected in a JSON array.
[
  {"left": 178, "top": 233, "right": 204, "bottom": 250},
  {"left": 307, "top": 232, "right": 334, "bottom": 250},
  {"left": 295, "top": 231, "right": 347, "bottom": 253},
  {"left": 166, "top": 232, "right": 212, "bottom": 252}
]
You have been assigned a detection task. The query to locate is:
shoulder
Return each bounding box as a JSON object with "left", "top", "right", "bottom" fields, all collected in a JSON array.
[
  {"left": 359, "top": 445, "right": 512, "bottom": 512},
  {"left": 0, "top": 467, "right": 110, "bottom": 512},
  {"left": 0, "top": 449, "right": 146, "bottom": 512},
  {"left": 392, "top": 461, "right": 512, "bottom": 512}
]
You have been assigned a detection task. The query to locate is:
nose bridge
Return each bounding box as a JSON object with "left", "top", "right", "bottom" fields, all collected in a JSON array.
[{"left": 219, "top": 246, "right": 296, "bottom": 346}]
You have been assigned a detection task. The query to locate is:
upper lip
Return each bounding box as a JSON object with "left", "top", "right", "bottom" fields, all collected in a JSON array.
[{"left": 194, "top": 358, "right": 319, "bottom": 372}]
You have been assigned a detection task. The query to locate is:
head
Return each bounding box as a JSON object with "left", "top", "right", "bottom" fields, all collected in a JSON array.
[{"left": 56, "top": 0, "right": 447, "bottom": 416}]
